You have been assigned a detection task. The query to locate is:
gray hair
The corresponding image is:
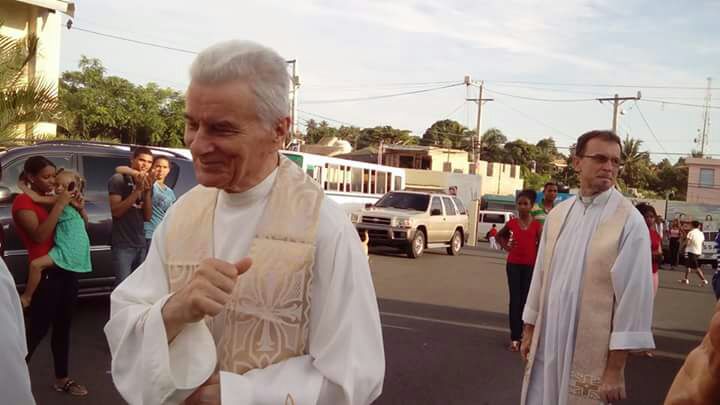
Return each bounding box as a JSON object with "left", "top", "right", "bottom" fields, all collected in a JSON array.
[{"left": 190, "top": 40, "right": 289, "bottom": 127}]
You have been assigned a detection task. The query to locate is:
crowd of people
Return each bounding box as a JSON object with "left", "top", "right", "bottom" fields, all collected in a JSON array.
[
  {"left": 3, "top": 148, "right": 177, "bottom": 400},
  {"left": 0, "top": 39, "right": 718, "bottom": 405}
]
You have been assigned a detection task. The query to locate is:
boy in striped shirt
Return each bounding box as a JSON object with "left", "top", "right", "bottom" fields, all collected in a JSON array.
[{"left": 530, "top": 182, "right": 558, "bottom": 224}]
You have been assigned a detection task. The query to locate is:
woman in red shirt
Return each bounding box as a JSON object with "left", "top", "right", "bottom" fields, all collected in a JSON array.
[
  {"left": 497, "top": 190, "right": 542, "bottom": 352},
  {"left": 636, "top": 203, "right": 662, "bottom": 297},
  {"left": 12, "top": 156, "right": 87, "bottom": 396}
]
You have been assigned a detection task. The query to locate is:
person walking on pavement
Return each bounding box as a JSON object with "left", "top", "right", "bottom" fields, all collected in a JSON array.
[
  {"left": 488, "top": 224, "right": 499, "bottom": 249},
  {"left": 680, "top": 221, "right": 709, "bottom": 287},
  {"left": 497, "top": 189, "right": 542, "bottom": 352},
  {"left": 668, "top": 220, "right": 682, "bottom": 269}
]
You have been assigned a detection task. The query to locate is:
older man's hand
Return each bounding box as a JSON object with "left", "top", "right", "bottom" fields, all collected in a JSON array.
[
  {"left": 185, "top": 372, "right": 220, "bottom": 405},
  {"left": 664, "top": 300, "right": 720, "bottom": 405},
  {"left": 599, "top": 368, "right": 626, "bottom": 403},
  {"left": 162, "top": 258, "right": 252, "bottom": 340}
]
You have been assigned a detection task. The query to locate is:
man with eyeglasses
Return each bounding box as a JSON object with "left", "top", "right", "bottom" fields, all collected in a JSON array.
[{"left": 520, "top": 130, "right": 655, "bottom": 405}]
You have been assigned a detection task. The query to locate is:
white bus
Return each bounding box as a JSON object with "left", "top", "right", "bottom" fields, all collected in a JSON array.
[
  {"left": 159, "top": 148, "right": 406, "bottom": 213},
  {"left": 281, "top": 151, "right": 406, "bottom": 213}
]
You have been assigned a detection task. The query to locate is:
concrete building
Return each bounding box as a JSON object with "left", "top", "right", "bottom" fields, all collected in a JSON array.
[
  {"left": 381, "top": 145, "right": 471, "bottom": 173},
  {"left": 0, "top": 0, "right": 75, "bottom": 138},
  {"left": 686, "top": 157, "right": 720, "bottom": 205}
]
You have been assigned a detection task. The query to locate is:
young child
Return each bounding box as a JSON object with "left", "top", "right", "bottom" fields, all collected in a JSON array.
[
  {"left": 19, "top": 169, "right": 92, "bottom": 308},
  {"left": 488, "top": 224, "right": 499, "bottom": 249}
]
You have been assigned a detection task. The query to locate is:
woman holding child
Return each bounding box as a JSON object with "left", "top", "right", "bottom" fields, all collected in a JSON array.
[{"left": 11, "top": 156, "right": 89, "bottom": 397}]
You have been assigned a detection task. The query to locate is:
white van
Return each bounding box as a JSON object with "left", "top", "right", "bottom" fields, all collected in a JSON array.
[{"left": 477, "top": 210, "right": 514, "bottom": 241}]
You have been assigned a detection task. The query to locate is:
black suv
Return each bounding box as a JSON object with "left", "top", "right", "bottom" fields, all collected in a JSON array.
[{"left": 0, "top": 141, "right": 197, "bottom": 296}]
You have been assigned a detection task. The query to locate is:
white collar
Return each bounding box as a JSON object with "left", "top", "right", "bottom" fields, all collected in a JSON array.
[{"left": 218, "top": 168, "right": 278, "bottom": 207}]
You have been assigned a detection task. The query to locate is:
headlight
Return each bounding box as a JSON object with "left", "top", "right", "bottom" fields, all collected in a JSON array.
[
  {"left": 350, "top": 213, "right": 360, "bottom": 223},
  {"left": 397, "top": 218, "right": 412, "bottom": 228}
]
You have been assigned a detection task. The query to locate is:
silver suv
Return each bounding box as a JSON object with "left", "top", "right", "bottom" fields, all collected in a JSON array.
[{"left": 352, "top": 191, "right": 469, "bottom": 258}]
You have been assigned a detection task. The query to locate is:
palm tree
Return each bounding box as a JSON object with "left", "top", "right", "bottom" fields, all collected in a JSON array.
[
  {"left": 0, "top": 28, "right": 60, "bottom": 142},
  {"left": 621, "top": 135, "right": 649, "bottom": 164},
  {"left": 620, "top": 135, "right": 651, "bottom": 189}
]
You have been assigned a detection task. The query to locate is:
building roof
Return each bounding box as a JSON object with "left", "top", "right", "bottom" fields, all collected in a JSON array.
[
  {"left": 482, "top": 194, "right": 516, "bottom": 202},
  {"left": 16, "top": 0, "right": 75, "bottom": 16},
  {"left": 384, "top": 145, "right": 467, "bottom": 154}
]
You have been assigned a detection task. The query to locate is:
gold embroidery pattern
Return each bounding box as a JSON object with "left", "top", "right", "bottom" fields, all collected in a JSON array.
[
  {"left": 167, "top": 263, "right": 199, "bottom": 292},
  {"left": 569, "top": 371, "right": 602, "bottom": 400},
  {"left": 216, "top": 240, "right": 314, "bottom": 374}
]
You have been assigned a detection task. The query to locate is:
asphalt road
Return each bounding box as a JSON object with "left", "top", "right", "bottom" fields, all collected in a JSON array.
[{"left": 27, "top": 244, "right": 717, "bottom": 405}]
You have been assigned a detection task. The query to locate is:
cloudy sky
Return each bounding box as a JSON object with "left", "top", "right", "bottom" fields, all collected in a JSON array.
[{"left": 61, "top": 0, "right": 720, "bottom": 162}]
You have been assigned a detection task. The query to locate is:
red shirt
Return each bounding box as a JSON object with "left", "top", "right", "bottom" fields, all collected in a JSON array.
[
  {"left": 506, "top": 218, "right": 542, "bottom": 266},
  {"left": 488, "top": 228, "right": 498, "bottom": 237},
  {"left": 12, "top": 194, "right": 54, "bottom": 261},
  {"left": 649, "top": 228, "right": 661, "bottom": 274}
]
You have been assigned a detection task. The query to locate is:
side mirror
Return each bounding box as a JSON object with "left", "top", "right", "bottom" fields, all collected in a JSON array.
[
  {"left": 364, "top": 203, "right": 373, "bottom": 209},
  {"left": 0, "top": 186, "right": 12, "bottom": 203},
  {"left": 431, "top": 208, "right": 443, "bottom": 216}
]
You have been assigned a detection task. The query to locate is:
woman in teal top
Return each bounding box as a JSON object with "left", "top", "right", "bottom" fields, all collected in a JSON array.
[{"left": 19, "top": 169, "right": 91, "bottom": 308}]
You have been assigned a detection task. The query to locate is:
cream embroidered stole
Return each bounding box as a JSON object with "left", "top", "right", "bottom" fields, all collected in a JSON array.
[
  {"left": 521, "top": 190, "right": 632, "bottom": 405},
  {"left": 164, "top": 156, "right": 324, "bottom": 374}
]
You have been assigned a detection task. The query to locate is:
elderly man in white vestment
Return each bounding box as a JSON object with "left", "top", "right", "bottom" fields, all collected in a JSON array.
[
  {"left": 0, "top": 260, "right": 35, "bottom": 405},
  {"left": 104, "top": 40, "right": 385, "bottom": 405},
  {"left": 519, "top": 130, "right": 655, "bottom": 405}
]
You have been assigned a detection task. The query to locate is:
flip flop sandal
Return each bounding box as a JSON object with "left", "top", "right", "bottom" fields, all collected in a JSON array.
[{"left": 53, "top": 379, "right": 88, "bottom": 396}]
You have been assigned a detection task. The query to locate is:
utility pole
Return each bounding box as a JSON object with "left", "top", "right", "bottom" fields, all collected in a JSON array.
[
  {"left": 597, "top": 92, "right": 641, "bottom": 133},
  {"left": 288, "top": 60, "right": 300, "bottom": 148},
  {"left": 697, "top": 77, "right": 713, "bottom": 156},
  {"left": 465, "top": 78, "right": 494, "bottom": 162}
]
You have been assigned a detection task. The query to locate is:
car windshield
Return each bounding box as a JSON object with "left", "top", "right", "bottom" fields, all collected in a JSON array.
[{"left": 375, "top": 192, "right": 430, "bottom": 211}]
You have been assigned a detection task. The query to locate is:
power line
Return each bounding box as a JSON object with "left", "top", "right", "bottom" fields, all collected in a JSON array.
[
  {"left": 487, "top": 79, "right": 720, "bottom": 91},
  {"left": 443, "top": 101, "right": 467, "bottom": 120},
  {"left": 642, "top": 99, "right": 720, "bottom": 109},
  {"left": 300, "top": 82, "right": 464, "bottom": 104},
  {"left": 302, "top": 80, "right": 458, "bottom": 90},
  {"left": 484, "top": 87, "right": 597, "bottom": 103},
  {"left": 69, "top": 26, "right": 199, "bottom": 55},
  {"left": 68, "top": 24, "right": 296, "bottom": 63},
  {"left": 634, "top": 101, "right": 671, "bottom": 159},
  {"left": 297, "top": 109, "right": 361, "bottom": 127},
  {"left": 492, "top": 99, "right": 576, "bottom": 141}
]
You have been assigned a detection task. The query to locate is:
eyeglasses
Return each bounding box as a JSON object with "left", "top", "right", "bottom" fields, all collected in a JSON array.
[{"left": 578, "top": 154, "right": 624, "bottom": 168}]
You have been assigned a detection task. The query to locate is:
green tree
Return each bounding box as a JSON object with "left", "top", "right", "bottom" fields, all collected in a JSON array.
[
  {"left": 356, "top": 125, "right": 416, "bottom": 149},
  {"left": 303, "top": 119, "right": 338, "bottom": 144},
  {"left": 619, "top": 136, "right": 652, "bottom": 190},
  {"left": 479, "top": 128, "right": 507, "bottom": 162},
  {"left": 503, "top": 139, "right": 539, "bottom": 165},
  {"left": 421, "top": 119, "right": 472, "bottom": 150},
  {"left": 523, "top": 169, "right": 552, "bottom": 191},
  {"left": 0, "top": 28, "right": 60, "bottom": 141},
  {"left": 336, "top": 125, "right": 362, "bottom": 148},
  {"left": 534, "top": 137, "right": 561, "bottom": 174},
  {"left": 58, "top": 56, "right": 186, "bottom": 146}
]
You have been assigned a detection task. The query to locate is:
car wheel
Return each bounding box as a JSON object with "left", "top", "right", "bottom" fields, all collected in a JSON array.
[
  {"left": 447, "top": 230, "right": 462, "bottom": 256},
  {"left": 407, "top": 230, "right": 425, "bottom": 258}
]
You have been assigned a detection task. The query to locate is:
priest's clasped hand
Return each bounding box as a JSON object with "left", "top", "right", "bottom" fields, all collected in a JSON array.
[
  {"left": 162, "top": 258, "right": 253, "bottom": 340},
  {"left": 185, "top": 371, "right": 220, "bottom": 405}
]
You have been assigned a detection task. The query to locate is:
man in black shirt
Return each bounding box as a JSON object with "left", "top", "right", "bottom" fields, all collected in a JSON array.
[{"left": 108, "top": 147, "right": 153, "bottom": 285}]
